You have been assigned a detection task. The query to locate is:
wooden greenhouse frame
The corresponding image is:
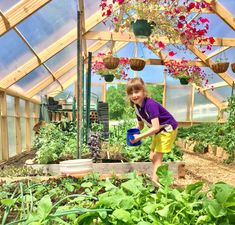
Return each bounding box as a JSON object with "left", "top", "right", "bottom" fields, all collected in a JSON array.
[{"left": 0, "top": 0, "right": 235, "bottom": 161}]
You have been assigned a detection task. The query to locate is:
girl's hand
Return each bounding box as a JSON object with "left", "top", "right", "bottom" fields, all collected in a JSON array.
[{"left": 130, "top": 134, "right": 141, "bottom": 143}]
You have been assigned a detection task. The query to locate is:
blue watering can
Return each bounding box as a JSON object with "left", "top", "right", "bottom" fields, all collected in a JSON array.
[{"left": 126, "top": 128, "right": 142, "bottom": 147}]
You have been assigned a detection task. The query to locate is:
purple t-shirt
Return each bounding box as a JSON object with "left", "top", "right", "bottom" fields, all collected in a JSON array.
[{"left": 135, "top": 98, "right": 178, "bottom": 130}]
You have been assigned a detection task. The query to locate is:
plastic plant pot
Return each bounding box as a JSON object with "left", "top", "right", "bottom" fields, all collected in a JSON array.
[
  {"left": 131, "top": 19, "right": 154, "bottom": 38},
  {"left": 179, "top": 78, "right": 189, "bottom": 85},
  {"left": 104, "top": 74, "right": 115, "bottom": 82}
]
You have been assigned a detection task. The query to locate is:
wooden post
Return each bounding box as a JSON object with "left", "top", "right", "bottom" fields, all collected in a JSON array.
[
  {"left": 15, "top": 97, "right": 22, "bottom": 155},
  {"left": 0, "top": 92, "right": 9, "bottom": 160},
  {"left": 102, "top": 82, "right": 106, "bottom": 102},
  {"left": 25, "top": 101, "right": 31, "bottom": 151},
  {"left": 162, "top": 71, "right": 167, "bottom": 107}
]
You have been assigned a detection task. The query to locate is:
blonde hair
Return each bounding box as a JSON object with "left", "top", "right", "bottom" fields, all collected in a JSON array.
[{"left": 126, "top": 78, "right": 148, "bottom": 106}]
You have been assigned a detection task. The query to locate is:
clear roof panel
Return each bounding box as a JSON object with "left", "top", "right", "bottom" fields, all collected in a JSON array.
[
  {"left": 45, "top": 41, "right": 77, "bottom": 73},
  {"left": 200, "top": 13, "right": 235, "bottom": 38},
  {"left": 58, "top": 67, "right": 76, "bottom": 83},
  {"left": 10, "top": 66, "right": 50, "bottom": 92},
  {"left": 16, "top": 0, "right": 77, "bottom": 53},
  {"left": 0, "top": 0, "right": 20, "bottom": 12},
  {"left": 39, "top": 66, "right": 76, "bottom": 96},
  {"left": 0, "top": 30, "right": 34, "bottom": 79},
  {"left": 84, "top": 0, "right": 100, "bottom": 19}
]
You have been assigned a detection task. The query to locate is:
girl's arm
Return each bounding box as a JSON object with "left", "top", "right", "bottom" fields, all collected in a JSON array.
[{"left": 131, "top": 118, "right": 161, "bottom": 143}]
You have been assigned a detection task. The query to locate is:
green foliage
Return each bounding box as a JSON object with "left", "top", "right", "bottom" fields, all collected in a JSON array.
[
  {"left": 106, "top": 84, "right": 164, "bottom": 120},
  {"left": 1, "top": 174, "right": 235, "bottom": 225},
  {"left": 177, "top": 95, "right": 235, "bottom": 163},
  {"left": 34, "top": 122, "right": 77, "bottom": 164},
  {"left": 146, "top": 84, "right": 163, "bottom": 104}
]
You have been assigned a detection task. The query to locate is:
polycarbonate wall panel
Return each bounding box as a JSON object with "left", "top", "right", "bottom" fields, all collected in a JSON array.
[
  {"left": 7, "top": 95, "right": 14, "bottom": 116},
  {"left": 30, "top": 118, "right": 35, "bottom": 144},
  {"left": 0, "top": 30, "right": 34, "bottom": 79},
  {"left": 40, "top": 82, "right": 59, "bottom": 96},
  {"left": 11, "top": 66, "right": 50, "bottom": 92},
  {"left": 165, "top": 85, "right": 192, "bottom": 121},
  {"left": 21, "top": 118, "right": 26, "bottom": 152},
  {"left": 0, "top": 0, "right": 20, "bottom": 12},
  {"left": 193, "top": 92, "right": 218, "bottom": 122},
  {"left": 8, "top": 117, "right": 16, "bottom": 157},
  {"left": 211, "top": 86, "right": 231, "bottom": 102},
  {"left": 17, "top": 0, "right": 77, "bottom": 52},
  {"left": 45, "top": 41, "right": 77, "bottom": 73},
  {"left": 19, "top": 99, "right": 25, "bottom": 116}
]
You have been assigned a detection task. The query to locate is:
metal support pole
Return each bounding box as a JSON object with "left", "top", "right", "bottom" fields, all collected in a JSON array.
[
  {"left": 77, "top": 10, "right": 82, "bottom": 159},
  {"left": 86, "top": 52, "right": 92, "bottom": 143}
]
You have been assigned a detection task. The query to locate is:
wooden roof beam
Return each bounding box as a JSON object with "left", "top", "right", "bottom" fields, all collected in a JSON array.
[
  {"left": 84, "top": 31, "right": 235, "bottom": 46},
  {"left": 0, "top": 0, "right": 51, "bottom": 36}
]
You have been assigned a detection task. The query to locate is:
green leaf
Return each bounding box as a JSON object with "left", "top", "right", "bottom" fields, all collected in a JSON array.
[
  {"left": 81, "top": 182, "right": 93, "bottom": 188},
  {"left": 206, "top": 199, "right": 227, "bottom": 218},
  {"left": 121, "top": 179, "right": 143, "bottom": 195},
  {"left": 1, "top": 198, "right": 15, "bottom": 206},
  {"left": 112, "top": 208, "right": 131, "bottom": 223},
  {"left": 186, "top": 182, "right": 203, "bottom": 195},
  {"left": 143, "top": 204, "right": 157, "bottom": 214},
  {"left": 137, "top": 222, "right": 152, "bottom": 225},
  {"left": 156, "top": 164, "right": 173, "bottom": 187},
  {"left": 37, "top": 195, "right": 52, "bottom": 220},
  {"left": 156, "top": 204, "right": 172, "bottom": 217}
]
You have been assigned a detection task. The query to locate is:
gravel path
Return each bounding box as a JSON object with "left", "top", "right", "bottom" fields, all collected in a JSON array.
[{"left": 174, "top": 150, "right": 235, "bottom": 189}]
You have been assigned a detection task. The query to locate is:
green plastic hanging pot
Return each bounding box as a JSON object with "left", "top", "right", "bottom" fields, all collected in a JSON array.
[
  {"left": 104, "top": 74, "right": 115, "bottom": 82},
  {"left": 131, "top": 19, "right": 154, "bottom": 38},
  {"left": 179, "top": 77, "right": 189, "bottom": 85}
]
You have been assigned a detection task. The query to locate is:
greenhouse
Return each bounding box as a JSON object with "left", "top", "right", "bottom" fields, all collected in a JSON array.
[{"left": 0, "top": 0, "right": 234, "bottom": 224}]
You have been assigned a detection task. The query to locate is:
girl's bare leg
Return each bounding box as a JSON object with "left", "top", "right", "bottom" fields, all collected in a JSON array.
[{"left": 150, "top": 151, "right": 163, "bottom": 183}]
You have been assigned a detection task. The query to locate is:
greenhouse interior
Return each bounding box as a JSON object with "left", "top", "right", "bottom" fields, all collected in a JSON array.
[{"left": 0, "top": 0, "right": 235, "bottom": 224}]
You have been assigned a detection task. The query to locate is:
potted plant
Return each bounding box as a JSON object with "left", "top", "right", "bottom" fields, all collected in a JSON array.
[
  {"left": 211, "top": 58, "right": 229, "bottom": 73},
  {"left": 100, "top": 0, "right": 214, "bottom": 51},
  {"left": 164, "top": 60, "right": 209, "bottom": 87},
  {"left": 92, "top": 53, "right": 130, "bottom": 82}
]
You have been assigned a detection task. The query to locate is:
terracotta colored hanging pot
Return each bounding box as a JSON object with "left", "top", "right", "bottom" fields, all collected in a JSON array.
[
  {"left": 211, "top": 62, "right": 229, "bottom": 73},
  {"left": 231, "top": 62, "right": 235, "bottom": 73},
  {"left": 129, "top": 58, "right": 146, "bottom": 71},
  {"left": 103, "top": 56, "right": 119, "bottom": 69}
]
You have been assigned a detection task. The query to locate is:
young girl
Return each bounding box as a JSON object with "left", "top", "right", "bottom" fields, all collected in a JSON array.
[{"left": 126, "top": 78, "right": 178, "bottom": 185}]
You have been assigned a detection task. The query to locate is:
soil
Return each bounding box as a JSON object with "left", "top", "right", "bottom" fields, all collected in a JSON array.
[{"left": 0, "top": 149, "right": 234, "bottom": 189}]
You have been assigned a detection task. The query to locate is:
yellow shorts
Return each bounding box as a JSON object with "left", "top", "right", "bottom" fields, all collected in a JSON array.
[{"left": 151, "top": 129, "right": 178, "bottom": 153}]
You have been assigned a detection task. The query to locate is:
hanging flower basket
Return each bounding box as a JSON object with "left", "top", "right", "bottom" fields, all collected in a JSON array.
[
  {"left": 103, "top": 56, "right": 119, "bottom": 69},
  {"left": 231, "top": 63, "right": 235, "bottom": 73},
  {"left": 104, "top": 74, "right": 115, "bottom": 82},
  {"left": 131, "top": 19, "right": 154, "bottom": 38},
  {"left": 211, "top": 62, "right": 229, "bottom": 73},
  {"left": 179, "top": 77, "right": 189, "bottom": 85},
  {"left": 129, "top": 58, "right": 146, "bottom": 71}
]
